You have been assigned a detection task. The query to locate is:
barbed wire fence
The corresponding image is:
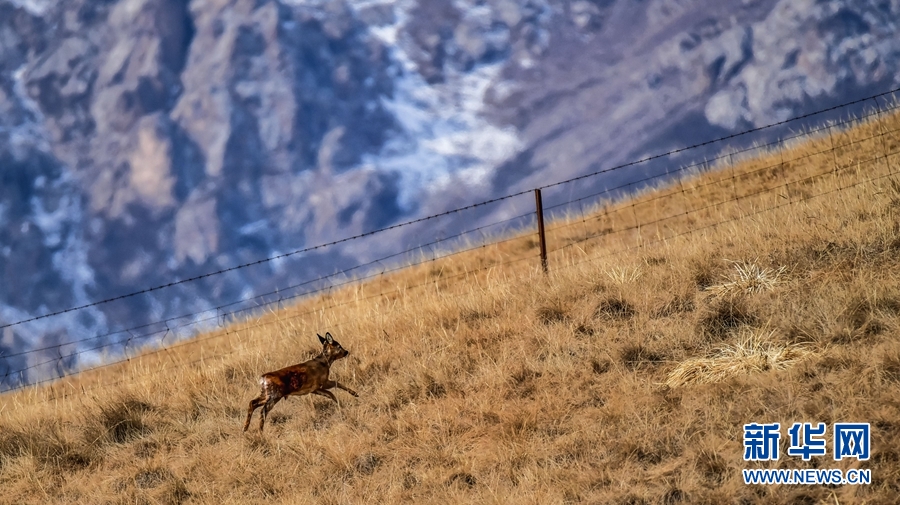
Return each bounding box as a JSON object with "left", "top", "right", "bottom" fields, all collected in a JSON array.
[{"left": 1, "top": 88, "right": 899, "bottom": 408}]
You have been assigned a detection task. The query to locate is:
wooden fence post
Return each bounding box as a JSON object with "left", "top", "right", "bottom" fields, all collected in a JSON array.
[{"left": 534, "top": 188, "right": 548, "bottom": 273}]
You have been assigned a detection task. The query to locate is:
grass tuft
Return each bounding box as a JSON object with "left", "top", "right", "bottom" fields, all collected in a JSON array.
[
  {"left": 605, "top": 266, "right": 644, "bottom": 284},
  {"left": 94, "top": 396, "right": 154, "bottom": 444},
  {"left": 535, "top": 304, "right": 568, "bottom": 324},
  {"left": 620, "top": 343, "right": 665, "bottom": 370},
  {"left": 880, "top": 352, "right": 900, "bottom": 383},
  {"left": 665, "top": 330, "right": 812, "bottom": 387},
  {"left": 595, "top": 297, "right": 636, "bottom": 320},
  {"left": 446, "top": 471, "right": 477, "bottom": 488},
  {"left": 706, "top": 261, "right": 785, "bottom": 297},
  {"left": 697, "top": 296, "right": 758, "bottom": 340}
]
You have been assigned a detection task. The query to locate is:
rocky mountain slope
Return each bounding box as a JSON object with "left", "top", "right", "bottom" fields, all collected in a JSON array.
[{"left": 1, "top": 0, "right": 899, "bottom": 384}]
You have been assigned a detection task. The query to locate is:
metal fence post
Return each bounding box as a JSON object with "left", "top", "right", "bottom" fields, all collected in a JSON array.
[{"left": 534, "top": 188, "right": 548, "bottom": 273}]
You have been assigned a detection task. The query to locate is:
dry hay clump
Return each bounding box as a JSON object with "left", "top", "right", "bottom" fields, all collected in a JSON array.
[
  {"left": 705, "top": 260, "right": 785, "bottom": 297},
  {"left": 665, "top": 330, "right": 813, "bottom": 387},
  {"left": 604, "top": 265, "right": 644, "bottom": 285}
]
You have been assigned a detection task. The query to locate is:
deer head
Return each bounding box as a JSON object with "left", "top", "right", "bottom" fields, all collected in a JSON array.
[{"left": 318, "top": 331, "right": 349, "bottom": 363}]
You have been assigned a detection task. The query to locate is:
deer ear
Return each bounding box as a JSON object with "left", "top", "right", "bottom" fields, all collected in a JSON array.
[
  {"left": 325, "top": 332, "right": 334, "bottom": 344},
  {"left": 318, "top": 333, "right": 326, "bottom": 344}
]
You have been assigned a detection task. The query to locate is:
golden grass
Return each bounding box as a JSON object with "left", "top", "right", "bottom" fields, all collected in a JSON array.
[
  {"left": 665, "top": 330, "right": 813, "bottom": 388},
  {"left": 2, "top": 107, "right": 900, "bottom": 504},
  {"left": 705, "top": 261, "right": 786, "bottom": 297}
]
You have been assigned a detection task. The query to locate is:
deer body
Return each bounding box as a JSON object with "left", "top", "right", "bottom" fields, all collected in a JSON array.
[{"left": 243, "top": 332, "right": 358, "bottom": 432}]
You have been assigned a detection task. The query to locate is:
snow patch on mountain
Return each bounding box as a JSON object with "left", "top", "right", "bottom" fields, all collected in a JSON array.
[
  {"left": 6, "top": 0, "right": 51, "bottom": 16},
  {"left": 8, "top": 65, "right": 51, "bottom": 160},
  {"left": 358, "top": 0, "right": 522, "bottom": 210}
]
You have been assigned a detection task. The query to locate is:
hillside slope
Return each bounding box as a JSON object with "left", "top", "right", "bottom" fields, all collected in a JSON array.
[
  {"left": 4, "top": 0, "right": 900, "bottom": 376},
  {"left": 2, "top": 109, "right": 900, "bottom": 503}
]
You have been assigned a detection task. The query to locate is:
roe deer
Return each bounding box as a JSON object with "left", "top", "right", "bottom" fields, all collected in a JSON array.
[{"left": 243, "top": 332, "right": 358, "bottom": 432}]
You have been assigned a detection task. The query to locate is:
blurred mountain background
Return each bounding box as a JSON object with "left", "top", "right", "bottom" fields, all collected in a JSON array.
[{"left": 2, "top": 0, "right": 899, "bottom": 383}]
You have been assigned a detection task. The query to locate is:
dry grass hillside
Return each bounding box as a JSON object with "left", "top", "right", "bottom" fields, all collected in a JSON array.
[{"left": 2, "top": 107, "right": 900, "bottom": 504}]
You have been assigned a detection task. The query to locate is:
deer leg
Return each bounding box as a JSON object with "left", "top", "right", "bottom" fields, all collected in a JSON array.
[
  {"left": 312, "top": 389, "right": 338, "bottom": 403},
  {"left": 259, "top": 396, "right": 281, "bottom": 432},
  {"left": 243, "top": 395, "right": 267, "bottom": 432},
  {"left": 328, "top": 380, "right": 359, "bottom": 397}
]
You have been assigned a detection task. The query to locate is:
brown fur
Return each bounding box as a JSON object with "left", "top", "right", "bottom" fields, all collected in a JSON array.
[{"left": 243, "top": 332, "right": 358, "bottom": 432}]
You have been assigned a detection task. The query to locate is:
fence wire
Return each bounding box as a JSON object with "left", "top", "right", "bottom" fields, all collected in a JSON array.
[{"left": 2, "top": 88, "right": 900, "bottom": 406}]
